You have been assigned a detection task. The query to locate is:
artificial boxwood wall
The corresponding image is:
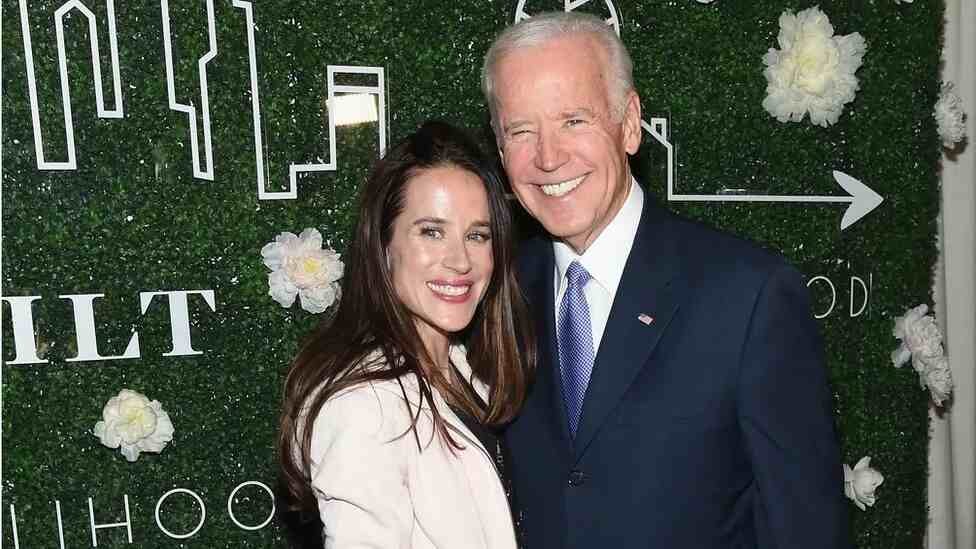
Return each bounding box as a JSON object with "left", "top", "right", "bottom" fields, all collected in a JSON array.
[{"left": 2, "top": 1, "right": 943, "bottom": 547}]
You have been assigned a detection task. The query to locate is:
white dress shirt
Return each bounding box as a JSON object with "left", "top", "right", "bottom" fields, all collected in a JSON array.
[{"left": 553, "top": 177, "right": 644, "bottom": 353}]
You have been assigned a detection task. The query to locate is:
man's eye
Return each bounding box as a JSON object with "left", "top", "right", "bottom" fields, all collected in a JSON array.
[{"left": 567, "top": 118, "right": 586, "bottom": 127}]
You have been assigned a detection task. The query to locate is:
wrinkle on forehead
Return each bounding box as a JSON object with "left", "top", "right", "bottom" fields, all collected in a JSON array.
[{"left": 493, "top": 35, "right": 615, "bottom": 126}]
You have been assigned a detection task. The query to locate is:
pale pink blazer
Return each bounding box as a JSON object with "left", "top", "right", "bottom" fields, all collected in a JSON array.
[{"left": 307, "top": 345, "right": 518, "bottom": 549}]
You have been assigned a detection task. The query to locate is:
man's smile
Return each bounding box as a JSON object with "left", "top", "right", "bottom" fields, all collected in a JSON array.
[{"left": 541, "top": 175, "right": 585, "bottom": 197}]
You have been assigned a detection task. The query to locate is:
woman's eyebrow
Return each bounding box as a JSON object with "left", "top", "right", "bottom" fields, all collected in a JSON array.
[{"left": 412, "top": 216, "right": 448, "bottom": 226}]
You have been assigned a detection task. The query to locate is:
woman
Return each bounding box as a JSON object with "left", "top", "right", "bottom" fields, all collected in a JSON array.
[{"left": 279, "top": 121, "right": 534, "bottom": 548}]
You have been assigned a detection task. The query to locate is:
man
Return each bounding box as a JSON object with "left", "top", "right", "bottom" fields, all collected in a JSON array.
[{"left": 481, "top": 12, "right": 851, "bottom": 549}]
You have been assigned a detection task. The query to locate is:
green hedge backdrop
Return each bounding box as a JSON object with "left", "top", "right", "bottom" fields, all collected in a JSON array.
[{"left": 2, "top": 0, "right": 944, "bottom": 547}]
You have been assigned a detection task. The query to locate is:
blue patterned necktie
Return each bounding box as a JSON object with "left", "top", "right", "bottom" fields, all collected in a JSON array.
[{"left": 557, "top": 260, "right": 594, "bottom": 437}]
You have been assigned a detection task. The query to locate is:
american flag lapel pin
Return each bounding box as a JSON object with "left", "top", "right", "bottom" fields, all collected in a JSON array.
[{"left": 637, "top": 313, "right": 654, "bottom": 325}]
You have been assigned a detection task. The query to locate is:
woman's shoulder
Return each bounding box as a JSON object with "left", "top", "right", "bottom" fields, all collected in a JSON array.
[
  {"left": 310, "top": 350, "right": 420, "bottom": 423},
  {"left": 324, "top": 385, "right": 397, "bottom": 425},
  {"left": 310, "top": 344, "right": 478, "bottom": 427},
  {"left": 321, "top": 362, "right": 414, "bottom": 412},
  {"left": 305, "top": 378, "right": 418, "bottom": 481},
  {"left": 307, "top": 377, "right": 416, "bottom": 451}
]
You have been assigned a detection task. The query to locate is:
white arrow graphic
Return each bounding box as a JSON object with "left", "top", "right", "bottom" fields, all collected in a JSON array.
[{"left": 642, "top": 119, "right": 884, "bottom": 230}]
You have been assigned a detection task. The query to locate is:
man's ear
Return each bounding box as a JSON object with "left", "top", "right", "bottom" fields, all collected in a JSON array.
[
  {"left": 494, "top": 124, "right": 505, "bottom": 161},
  {"left": 622, "top": 90, "right": 642, "bottom": 155}
]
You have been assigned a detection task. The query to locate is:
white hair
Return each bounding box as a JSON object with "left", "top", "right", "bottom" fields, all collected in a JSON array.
[{"left": 481, "top": 11, "right": 635, "bottom": 127}]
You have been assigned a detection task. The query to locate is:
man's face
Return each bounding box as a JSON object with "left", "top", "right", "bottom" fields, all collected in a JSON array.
[{"left": 493, "top": 33, "right": 641, "bottom": 253}]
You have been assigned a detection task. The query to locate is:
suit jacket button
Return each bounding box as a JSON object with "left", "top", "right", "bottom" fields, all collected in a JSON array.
[{"left": 568, "top": 469, "right": 586, "bottom": 487}]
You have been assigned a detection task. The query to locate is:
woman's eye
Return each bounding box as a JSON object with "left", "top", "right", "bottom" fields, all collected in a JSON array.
[
  {"left": 468, "top": 231, "right": 491, "bottom": 242},
  {"left": 420, "top": 226, "right": 443, "bottom": 239}
]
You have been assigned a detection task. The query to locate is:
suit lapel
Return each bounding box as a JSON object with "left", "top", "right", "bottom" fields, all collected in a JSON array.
[
  {"left": 522, "top": 241, "right": 574, "bottom": 450},
  {"left": 572, "top": 200, "right": 684, "bottom": 459}
]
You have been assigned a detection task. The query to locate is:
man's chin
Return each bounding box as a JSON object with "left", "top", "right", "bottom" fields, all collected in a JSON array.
[
  {"left": 549, "top": 227, "right": 596, "bottom": 253},
  {"left": 540, "top": 223, "right": 582, "bottom": 241}
]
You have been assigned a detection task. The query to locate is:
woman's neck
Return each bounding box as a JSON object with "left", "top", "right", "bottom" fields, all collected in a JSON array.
[{"left": 416, "top": 323, "right": 451, "bottom": 372}]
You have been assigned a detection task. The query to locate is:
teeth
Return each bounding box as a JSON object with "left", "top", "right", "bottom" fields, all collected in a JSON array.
[
  {"left": 541, "top": 176, "right": 584, "bottom": 197},
  {"left": 427, "top": 282, "right": 471, "bottom": 296}
]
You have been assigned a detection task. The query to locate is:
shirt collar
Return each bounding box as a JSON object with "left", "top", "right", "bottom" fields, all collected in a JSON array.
[{"left": 553, "top": 177, "right": 644, "bottom": 297}]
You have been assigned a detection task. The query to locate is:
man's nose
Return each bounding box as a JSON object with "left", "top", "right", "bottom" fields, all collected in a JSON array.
[{"left": 534, "top": 131, "right": 568, "bottom": 172}]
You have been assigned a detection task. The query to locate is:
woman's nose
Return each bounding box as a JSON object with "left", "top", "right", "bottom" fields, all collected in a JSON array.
[{"left": 442, "top": 236, "right": 473, "bottom": 273}]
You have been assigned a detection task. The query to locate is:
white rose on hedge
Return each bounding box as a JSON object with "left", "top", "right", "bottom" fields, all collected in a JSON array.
[
  {"left": 93, "top": 389, "right": 174, "bottom": 462},
  {"left": 891, "top": 304, "right": 954, "bottom": 406},
  {"left": 919, "top": 355, "right": 953, "bottom": 407},
  {"left": 843, "top": 456, "right": 884, "bottom": 511},
  {"left": 934, "top": 82, "right": 967, "bottom": 149},
  {"left": 891, "top": 304, "right": 942, "bottom": 367},
  {"left": 261, "top": 228, "right": 343, "bottom": 313},
  {"left": 762, "top": 6, "right": 866, "bottom": 127}
]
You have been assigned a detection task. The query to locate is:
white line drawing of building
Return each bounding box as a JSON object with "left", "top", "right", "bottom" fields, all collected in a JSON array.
[
  {"left": 234, "top": 0, "right": 388, "bottom": 200},
  {"left": 160, "top": 0, "right": 217, "bottom": 181},
  {"left": 642, "top": 118, "right": 883, "bottom": 230},
  {"left": 514, "top": 0, "right": 621, "bottom": 36},
  {"left": 511, "top": 1, "right": 881, "bottom": 230},
  {"left": 17, "top": 0, "right": 124, "bottom": 170}
]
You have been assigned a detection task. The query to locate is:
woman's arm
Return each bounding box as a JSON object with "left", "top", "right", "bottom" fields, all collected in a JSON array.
[{"left": 308, "top": 386, "right": 415, "bottom": 549}]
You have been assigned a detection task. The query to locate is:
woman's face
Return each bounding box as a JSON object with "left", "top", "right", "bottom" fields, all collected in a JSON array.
[{"left": 387, "top": 164, "right": 494, "bottom": 352}]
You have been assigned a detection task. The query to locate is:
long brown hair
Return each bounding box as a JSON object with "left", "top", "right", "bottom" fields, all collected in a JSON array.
[{"left": 278, "top": 120, "right": 535, "bottom": 515}]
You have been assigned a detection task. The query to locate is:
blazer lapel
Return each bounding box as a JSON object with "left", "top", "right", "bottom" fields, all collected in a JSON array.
[
  {"left": 450, "top": 345, "right": 489, "bottom": 402},
  {"left": 572, "top": 201, "right": 684, "bottom": 459}
]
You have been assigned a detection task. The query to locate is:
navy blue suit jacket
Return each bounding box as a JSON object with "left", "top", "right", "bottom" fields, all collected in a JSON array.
[{"left": 508, "top": 196, "right": 851, "bottom": 549}]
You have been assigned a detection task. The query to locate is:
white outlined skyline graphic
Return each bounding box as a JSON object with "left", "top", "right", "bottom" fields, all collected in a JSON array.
[
  {"left": 14, "top": 0, "right": 388, "bottom": 198},
  {"left": 643, "top": 118, "right": 883, "bottom": 229},
  {"left": 514, "top": 0, "right": 621, "bottom": 36},
  {"left": 515, "top": 0, "right": 883, "bottom": 229},
  {"left": 235, "top": 0, "right": 388, "bottom": 200},
  {"left": 17, "top": 0, "right": 124, "bottom": 171},
  {"left": 11, "top": 0, "right": 878, "bottom": 225},
  {"left": 160, "top": 0, "right": 217, "bottom": 181}
]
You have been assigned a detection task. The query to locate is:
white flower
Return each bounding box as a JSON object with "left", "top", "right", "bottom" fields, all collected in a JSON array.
[
  {"left": 891, "top": 304, "right": 943, "bottom": 366},
  {"left": 843, "top": 456, "right": 884, "bottom": 511},
  {"left": 93, "top": 389, "right": 174, "bottom": 462},
  {"left": 891, "top": 304, "right": 954, "bottom": 406},
  {"left": 934, "top": 82, "right": 967, "bottom": 148},
  {"left": 261, "top": 228, "right": 344, "bottom": 313},
  {"left": 762, "top": 6, "right": 866, "bottom": 127},
  {"left": 919, "top": 354, "right": 953, "bottom": 407},
  {"left": 695, "top": 0, "right": 716, "bottom": 3}
]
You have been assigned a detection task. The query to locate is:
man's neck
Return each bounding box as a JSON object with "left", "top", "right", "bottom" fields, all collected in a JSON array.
[{"left": 561, "top": 176, "right": 634, "bottom": 254}]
